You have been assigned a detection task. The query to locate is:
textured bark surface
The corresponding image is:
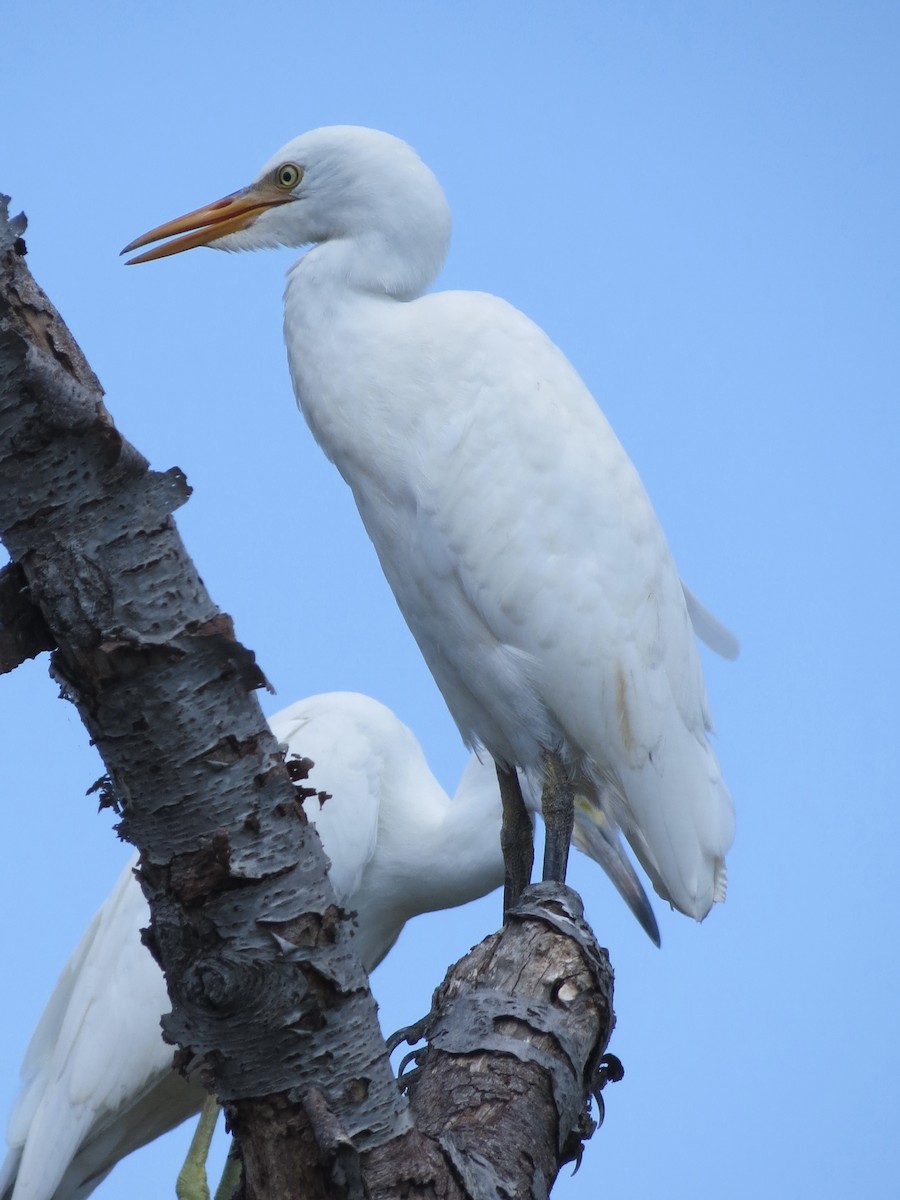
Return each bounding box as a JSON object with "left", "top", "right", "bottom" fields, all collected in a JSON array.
[
  {"left": 0, "top": 196, "right": 409, "bottom": 1192},
  {"left": 0, "top": 196, "right": 618, "bottom": 1198},
  {"left": 396, "top": 886, "right": 614, "bottom": 1199},
  {"left": 301, "top": 887, "right": 616, "bottom": 1200}
]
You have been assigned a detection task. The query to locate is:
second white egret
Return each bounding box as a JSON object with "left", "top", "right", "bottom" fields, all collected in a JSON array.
[{"left": 1, "top": 691, "right": 658, "bottom": 1200}]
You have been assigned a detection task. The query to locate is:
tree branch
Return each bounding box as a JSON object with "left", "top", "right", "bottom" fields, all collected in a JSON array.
[
  {"left": 0, "top": 195, "right": 408, "bottom": 1193},
  {"left": 375, "top": 886, "right": 614, "bottom": 1198}
]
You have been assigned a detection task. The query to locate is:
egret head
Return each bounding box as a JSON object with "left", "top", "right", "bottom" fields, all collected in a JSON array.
[{"left": 122, "top": 126, "right": 451, "bottom": 296}]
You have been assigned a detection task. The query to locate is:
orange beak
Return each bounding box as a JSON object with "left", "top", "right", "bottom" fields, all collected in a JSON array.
[{"left": 121, "top": 180, "right": 294, "bottom": 264}]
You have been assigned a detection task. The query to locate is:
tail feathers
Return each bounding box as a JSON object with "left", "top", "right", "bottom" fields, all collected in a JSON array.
[
  {"left": 3, "top": 1073, "right": 202, "bottom": 1200},
  {"left": 611, "top": 744, "right": 735, "bottom": 923},
  {"left": 571, "top": 794, "right": 660, "bottom": 946},
  {"left": 712, "top": 857, "right": 728, "bottom": 905},
  {"left": 682, "top": 582, "right": 740, "bottom": 661},
  {"left": 6, "top": 1102, "right": 92, "bottom": 1200}
]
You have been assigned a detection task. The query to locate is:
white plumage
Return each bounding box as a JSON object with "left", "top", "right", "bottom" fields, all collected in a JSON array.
[
  {"left": 123, "top": 125, "right": 735, "bottom": 918},
  {"left": 1, "top": 691, "right": 658, "bottom": 1200}
]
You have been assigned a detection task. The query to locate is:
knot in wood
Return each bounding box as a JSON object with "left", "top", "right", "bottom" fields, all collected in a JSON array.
[{"left": 184, "top": 954, "right": 258, "bottom": 1013}]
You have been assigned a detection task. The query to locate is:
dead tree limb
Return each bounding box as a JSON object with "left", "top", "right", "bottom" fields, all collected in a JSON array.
[
  {"left": 0, "top": 195, "right": 616, "bottom": 1199},
  {"left": 373, "top": 886, "right": 615, "bottom": 1198},
  {"left": 0, "top": 195, "right": 408, "bottom": 1194}
]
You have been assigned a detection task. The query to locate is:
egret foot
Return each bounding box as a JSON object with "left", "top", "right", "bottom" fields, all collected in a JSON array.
[
  {"left": 496, "top": 762, "right": 534, "bottom": 916},
  {"left": 540, "top": 750, "right": 574, "bottom": 884},
  {"left": 176, "top": 1094, "right": 219, "bottom": 1200},
  {"left": 592, "top": 1053, "right": 625, "bottom": 1129}
]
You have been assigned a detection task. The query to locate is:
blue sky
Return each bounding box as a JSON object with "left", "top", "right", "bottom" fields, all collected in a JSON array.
[{"left": 2, "top": 3, "right": 898, "bottom": 1196}]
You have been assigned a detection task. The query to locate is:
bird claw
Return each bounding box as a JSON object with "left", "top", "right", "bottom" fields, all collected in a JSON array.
[
  {"left": 386, "top": 1019, "right": 431, "bottom": 1089},
  {"left": 395, "top": 1048, "right": 427, "bottom": 1091},
  {"left": 596, "top": 1052, "right": 624, "bottom": 1088},
  {"left": 384, "top": 1017, "right": 429, "bottom": 1056},
  {"left": 591, "top": 1053, "right": 624, "bottom": 1128}
]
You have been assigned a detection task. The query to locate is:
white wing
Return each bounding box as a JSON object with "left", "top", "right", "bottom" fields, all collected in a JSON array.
[
  {"left": 0, "top": 855, "right": 193, "bottom": 1200},
  {"left": 339, "top": 290, "right": 734, "bottom": 919}
]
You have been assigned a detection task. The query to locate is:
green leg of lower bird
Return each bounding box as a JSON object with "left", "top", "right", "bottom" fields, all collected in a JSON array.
[
  {"left": 496, "top": 762, "right": 534, "bottom": 917},
  {"left": 212, "top": 1140, "right": 242, "bottom": 1200},
  {"left": 176, "top": 1094, "right": 220, "bottom": 1200},
  {"left": 541, "top": 750, "right": 574, "bottom": 884}
]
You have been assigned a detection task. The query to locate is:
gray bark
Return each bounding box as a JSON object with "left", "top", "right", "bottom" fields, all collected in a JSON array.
[{"left": 0, "top": 195, "right": 616, "bottom": 1198}]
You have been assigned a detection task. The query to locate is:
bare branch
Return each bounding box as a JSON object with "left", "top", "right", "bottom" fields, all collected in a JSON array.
[{"left": 0, "top": 194, "right": 409, "bottom": 1194}]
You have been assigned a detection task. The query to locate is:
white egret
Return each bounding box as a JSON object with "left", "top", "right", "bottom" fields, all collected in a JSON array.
[
  {"left": 123, "top": 126, "right": 735, "bottom": 919},
  {"left": 1, "top": 690, "right": 657, "bottom": 1200}
]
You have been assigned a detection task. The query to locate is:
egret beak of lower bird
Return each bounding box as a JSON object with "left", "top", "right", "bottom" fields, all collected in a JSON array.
[{"left": 121, "top": 181, "right": 293, "bottom": 265}]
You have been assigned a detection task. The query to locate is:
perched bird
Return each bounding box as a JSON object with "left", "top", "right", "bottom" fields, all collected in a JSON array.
[
  {"left": 0, "top": 691, "right": 657, "bottom": 1200},
  {"left": 123, "top": 126, "right": 735, "bottom": 920}
]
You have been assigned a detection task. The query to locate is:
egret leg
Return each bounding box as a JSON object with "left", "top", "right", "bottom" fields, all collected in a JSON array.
[
  {"left": 212, "top": 1140, "right": 243, "bottom": 1200},
  {"left": 496, "top": 762, "right": 534, "bottom": 916},
  {"left": 541, "top": 750, "right": 574, "bottom": 884},
  {"left": 176, "top": 1094, "right": 220, "bottom": 1200}
]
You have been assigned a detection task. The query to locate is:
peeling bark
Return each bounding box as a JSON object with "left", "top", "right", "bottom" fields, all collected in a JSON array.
[
  {"left": 0, "top": 195, "right": 618, "bottom": 1198},
  {"left": 0, "top": 196, "right": 408, "bottom": 1191},
  {"left": 394, "top": 886, "right": 613, "bottom": 1198}
]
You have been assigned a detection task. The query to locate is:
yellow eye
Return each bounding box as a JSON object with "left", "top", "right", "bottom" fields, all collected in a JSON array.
[{"left": 275, "top": 163, "right": 303, "bottom": 190}]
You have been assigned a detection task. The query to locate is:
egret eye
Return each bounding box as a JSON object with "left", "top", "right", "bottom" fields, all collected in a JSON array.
[{"left": 275, "top": 163, "right": 303, "bottom": 190}]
